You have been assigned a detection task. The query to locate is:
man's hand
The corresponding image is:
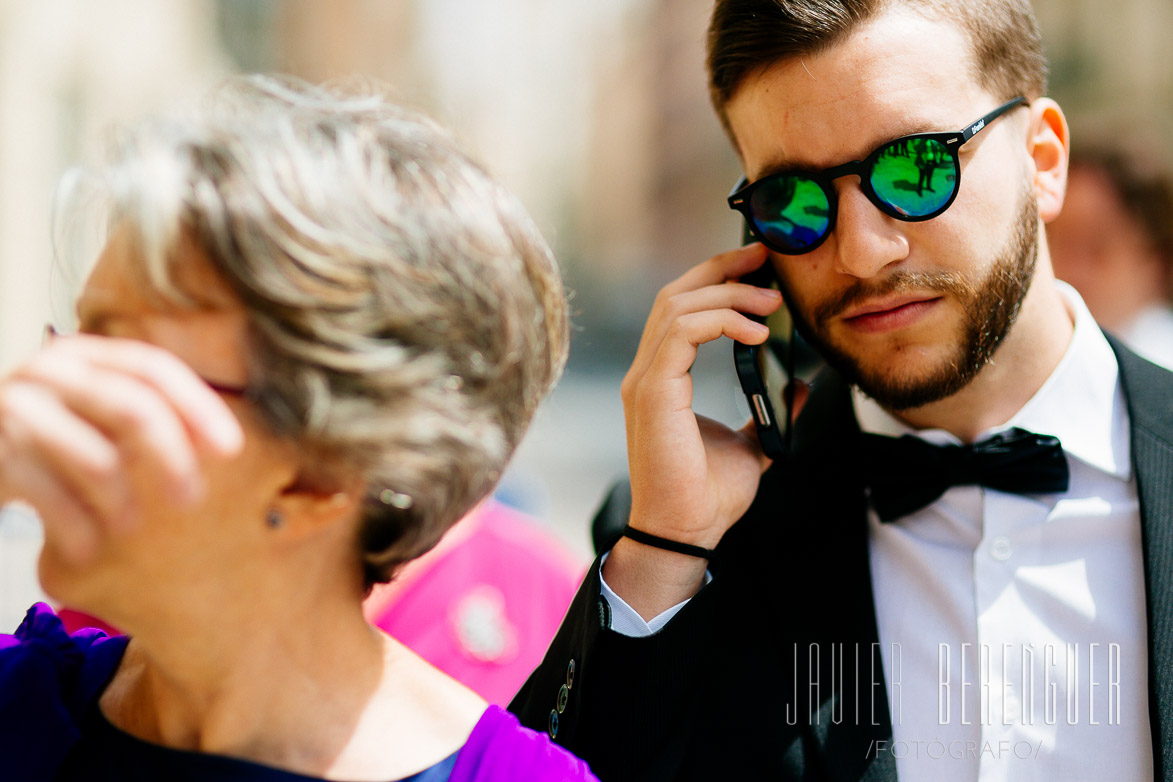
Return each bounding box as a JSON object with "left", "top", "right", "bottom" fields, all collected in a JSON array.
[
  {"left": 604, "top": 243, "right": 784, "bottom": 620},
  {"left": 0, "top": 335, "right": 244, "bottom": 566}
]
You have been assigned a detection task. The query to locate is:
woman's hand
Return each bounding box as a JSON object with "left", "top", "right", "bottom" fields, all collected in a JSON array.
[
  {"left": 603, "top": 243, "right": 785, "bottom": 619},
  {"left": 0, "top": 334, "right": 244, "bottom": 565}
]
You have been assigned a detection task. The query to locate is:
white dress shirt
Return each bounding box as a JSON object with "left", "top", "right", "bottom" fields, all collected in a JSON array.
[
  {"left": 603, "top": 282, "right": 1153, "bottom": 780},
  {"left": 860, "top": 282, "right": 1151, "bottom": 781}
]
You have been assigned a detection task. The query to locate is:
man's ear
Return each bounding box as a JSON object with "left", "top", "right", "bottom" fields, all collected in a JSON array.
[{"left": 1027, "top": 98, "right": 1070, "bottom": 223}]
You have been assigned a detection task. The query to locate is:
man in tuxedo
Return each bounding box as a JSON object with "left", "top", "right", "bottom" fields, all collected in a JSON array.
[{"left": 511, "top": 0, "right": 1173, "bottom": 780}]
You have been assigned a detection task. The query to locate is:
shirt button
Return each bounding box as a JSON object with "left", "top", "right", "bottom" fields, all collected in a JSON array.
[
  {"left": 566, "top": 659, "right": 576, "bottom": 689},
  {"left": 990, "top": 536, "right": 1013, "bottom": 561}
]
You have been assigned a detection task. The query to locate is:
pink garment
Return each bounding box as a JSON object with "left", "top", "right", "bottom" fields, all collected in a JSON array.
[
  {"left": 57, "top": 609, "right": 120, "bottom": 637},
  {"left": 365, "top": 500, "right": 584, "bottom": 705}
]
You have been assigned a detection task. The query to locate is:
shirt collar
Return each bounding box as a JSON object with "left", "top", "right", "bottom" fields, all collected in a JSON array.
[{"left": 853, "top": 281, "right": 1130, "bottom": 479}]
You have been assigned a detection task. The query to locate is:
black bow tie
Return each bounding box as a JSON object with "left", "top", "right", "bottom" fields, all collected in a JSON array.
[{"left": 859, "top": 427, "right": 1070, "bottom": 522}]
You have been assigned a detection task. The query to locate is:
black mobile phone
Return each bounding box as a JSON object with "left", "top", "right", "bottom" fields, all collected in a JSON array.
[{"left": 733, "top": 225, "right": 824, "bottom": 459}]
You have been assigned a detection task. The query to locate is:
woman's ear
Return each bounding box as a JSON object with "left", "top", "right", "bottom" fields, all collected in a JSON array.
[
  {"left": 1027, "top": 98, "right": 1070, "bottom": 224},
  {"left": 268, "top": 476, "right": 363, "bottom": 540}
]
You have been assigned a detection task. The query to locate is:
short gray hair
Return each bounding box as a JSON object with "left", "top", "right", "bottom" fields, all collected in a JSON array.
[{"left": 71, "top": 75, "right": 569, "bottom": 588}]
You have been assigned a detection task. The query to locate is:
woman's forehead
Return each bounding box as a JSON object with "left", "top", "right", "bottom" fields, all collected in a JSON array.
[{"left": 78, "top": 224, "right": 238, "bottom": 322}]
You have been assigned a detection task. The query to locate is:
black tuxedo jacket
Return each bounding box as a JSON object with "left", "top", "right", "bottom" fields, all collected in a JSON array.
[{"left": 511, "top": 340, "right": 1173, "bottom": 781}]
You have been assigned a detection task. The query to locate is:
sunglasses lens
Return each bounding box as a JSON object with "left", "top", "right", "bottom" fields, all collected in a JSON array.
[
  {"left": 749, "top": 175, "right": 831, "bottom": 253},
  {"left": 870, "top": 138, "right": 958, "bottom": 217}
]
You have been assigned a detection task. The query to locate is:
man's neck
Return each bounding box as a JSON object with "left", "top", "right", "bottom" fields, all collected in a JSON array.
[{"left": 885, "top": 273, "right": 1075, "bottom": 442}]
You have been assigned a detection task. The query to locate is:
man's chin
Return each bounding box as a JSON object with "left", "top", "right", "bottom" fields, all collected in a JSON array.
[{"left": 835, "top": 352, "right": 977, "bottom": 411}]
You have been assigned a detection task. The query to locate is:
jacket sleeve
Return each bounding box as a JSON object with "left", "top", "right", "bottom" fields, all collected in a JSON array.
[{"left": 509, "top": 501, "right": 725, "bottom": 781}]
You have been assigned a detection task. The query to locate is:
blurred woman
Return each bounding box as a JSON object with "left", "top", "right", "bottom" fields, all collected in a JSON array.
[
  {"left": 1047, "top": 137, "right": 1173, "bottom": 369},
  {"left": 0, "top": 76, "right": 594, "bottom": 781}
]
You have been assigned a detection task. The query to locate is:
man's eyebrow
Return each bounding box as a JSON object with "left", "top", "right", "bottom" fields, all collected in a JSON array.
[
  {"left": 747, "top": 119, "right": 951, "bottom": 182},
  {"left": 750, "top": 156, "right": 805, "bottom": 182}
]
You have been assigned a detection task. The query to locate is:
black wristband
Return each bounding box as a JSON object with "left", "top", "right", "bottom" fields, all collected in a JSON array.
[{"left": 621, "top": 524, "right": 717, "bottom": 561}]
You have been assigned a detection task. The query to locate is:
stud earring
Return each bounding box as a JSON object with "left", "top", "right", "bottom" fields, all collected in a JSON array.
[
  {"left": 379, "top": 489, "right": 414, "bottom": 510},
  {"left": 266, "top": 509, "right": 284, "bottom": 529}
]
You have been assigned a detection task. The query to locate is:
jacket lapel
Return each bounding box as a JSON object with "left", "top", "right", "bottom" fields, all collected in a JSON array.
[
  {"left": 1110, "top": 337, "right": 1173, "bottom": 781},
  {"left": 778, "top": 337, "right": 1171, "bottom": 782},
  {"left": 784, "top": 370, "right": 898, "bottom": 782}
]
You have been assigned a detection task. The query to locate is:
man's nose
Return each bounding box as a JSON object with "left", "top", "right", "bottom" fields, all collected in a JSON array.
[{"left": 828, "top": 179, "right": 910, "bottom": 278}]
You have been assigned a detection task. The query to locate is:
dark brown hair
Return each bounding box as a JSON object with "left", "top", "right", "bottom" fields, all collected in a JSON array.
[
  {"left": 706, "top": 0, "right": 1048, "bottom": 137},
  {"left": 1071, "top": 139, "right": 1173, "bottom": 294}
]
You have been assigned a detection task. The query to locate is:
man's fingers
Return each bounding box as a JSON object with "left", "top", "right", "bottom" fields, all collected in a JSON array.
[
  {"left": 660, "top": 243, "right": 771, "bottom": 299},
  {"left": 644, "top": 310, "right": 770, "bottom": 384},
  {"left": 656, "top": 282, "right": 783, "bottom": 327},
  {"left": 630, "top": 278, "right": 782, "bottom": 381},
  {"left": 643, "top": 281, "right": 781, "bottom": 349},
  {"left": 736, "top": 418, "right": 774, "bottom": 474}
]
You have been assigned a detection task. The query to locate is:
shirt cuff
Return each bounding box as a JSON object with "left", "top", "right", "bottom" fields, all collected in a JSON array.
[{"left": 597, "top": 551, "right": 712, "bottom": 637}]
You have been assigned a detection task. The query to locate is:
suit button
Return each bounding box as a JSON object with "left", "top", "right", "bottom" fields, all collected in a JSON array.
[
  {"left": 566, "top": 659, "right": 576, "bottom": 689},
  {"left": 557, "top": 684, "right": 570, "bottom": 713},
  {"left": 597, "top": 598, "right": 611, "bottom": 628},
  {"left": 547, "top": 709, "right": 559, "bottom": 739}
]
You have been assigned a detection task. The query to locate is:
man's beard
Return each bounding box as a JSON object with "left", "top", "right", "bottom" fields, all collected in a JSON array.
[{"left": 784, "top": 186, "right": 1039, "bottom": 411}]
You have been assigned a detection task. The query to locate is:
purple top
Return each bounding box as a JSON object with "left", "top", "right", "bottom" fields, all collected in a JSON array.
[
  {"left": 0, "top": 604, "right": 597, "bottom": 781},
  {"left": 450, "top": 706, "right": 597, "bottom": 782}
]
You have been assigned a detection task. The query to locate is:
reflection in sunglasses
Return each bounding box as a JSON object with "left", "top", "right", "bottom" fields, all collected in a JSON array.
[{"left": 728, "top": 96, "right": 1029, "bottom": 255}]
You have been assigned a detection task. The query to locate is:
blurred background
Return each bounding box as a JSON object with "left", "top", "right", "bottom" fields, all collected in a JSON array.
[{"left": 0, "top": 0, "right": 1171, "bottom": 629}]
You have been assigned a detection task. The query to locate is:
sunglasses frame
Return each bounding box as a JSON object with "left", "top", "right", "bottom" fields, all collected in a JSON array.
[
  {"left": 728, "top": 96, "right": 1029, "bottom": 255},
  {"left": 43, "top": 322, "right": 249, "bottom": 398}
]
